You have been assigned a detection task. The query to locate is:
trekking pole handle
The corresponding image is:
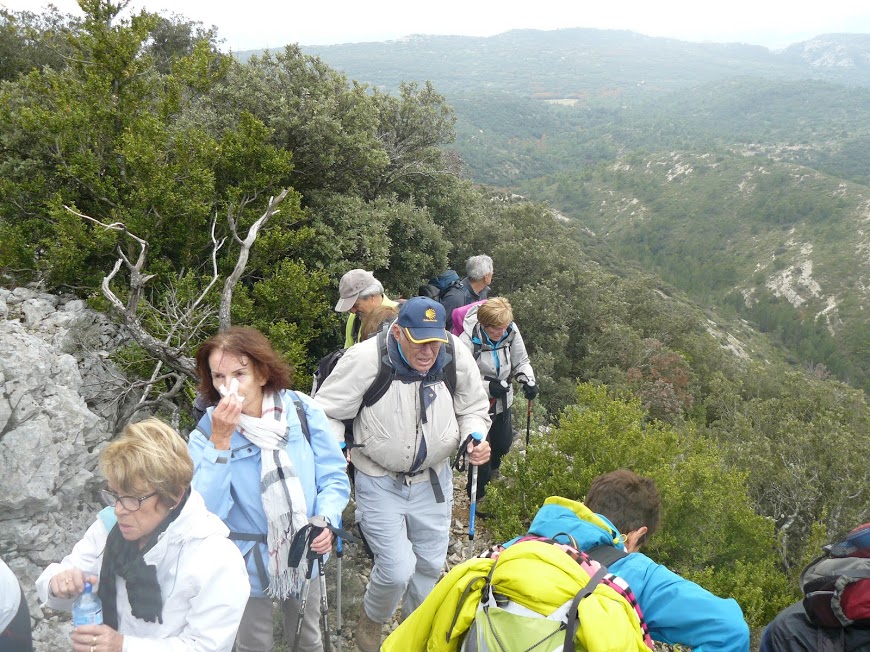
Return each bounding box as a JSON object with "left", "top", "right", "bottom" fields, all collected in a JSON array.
[{"left": 306, "top": 515, "right": 328, "bottom": 561}]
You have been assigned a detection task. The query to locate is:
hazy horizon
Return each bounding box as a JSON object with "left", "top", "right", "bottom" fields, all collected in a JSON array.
[{"left": 5, "top": 0, "right": 870, "bottom": 53}]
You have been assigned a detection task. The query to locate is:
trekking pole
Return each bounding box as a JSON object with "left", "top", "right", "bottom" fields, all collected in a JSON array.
[
  {"left": 290, "top": 517, "right": 324, "bottom": 652},
  {"left": 525, "top": 398, "right": 533, "bottom": 447},
  {"left": 468, "top": 432, "right": 484, "bottom": 546},
  {"left": 335, "top": 519, "right": 343, "bottom": 652},
  {"left": 318, "top": 541, "right": 331, "bottom": 652},
  {"left": 287, "top": 518, "right": 359, "bottom": 652}
]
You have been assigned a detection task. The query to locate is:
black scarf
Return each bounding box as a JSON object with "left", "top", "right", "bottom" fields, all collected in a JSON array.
[{"left": 98, "top": 489, "right": 189, "bottom": 629}]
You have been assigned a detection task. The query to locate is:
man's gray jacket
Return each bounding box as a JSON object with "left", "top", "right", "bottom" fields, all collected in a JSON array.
[{"left": 312, "top": 332, "right": 491, "bottom": 478}]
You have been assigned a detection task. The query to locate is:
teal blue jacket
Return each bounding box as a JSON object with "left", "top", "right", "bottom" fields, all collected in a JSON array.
[{"left": 509, "top": 500, "right": 750, "bottom": 652}]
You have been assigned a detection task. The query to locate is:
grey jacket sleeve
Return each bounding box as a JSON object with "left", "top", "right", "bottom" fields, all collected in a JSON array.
[
  {"left": 310, "top": 338, "right": 381, "bottom": 443},
  {"left": 509, "top": 325, "right": 536, "bottom": 385}
]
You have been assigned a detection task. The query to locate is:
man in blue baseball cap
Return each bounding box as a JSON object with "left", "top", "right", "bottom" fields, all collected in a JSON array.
[
  {"left": 313, "top": 297, "right": 491, "bottom": 652},
  {"left": 393, "top": 297, "right": 449, "bottom": 371}
]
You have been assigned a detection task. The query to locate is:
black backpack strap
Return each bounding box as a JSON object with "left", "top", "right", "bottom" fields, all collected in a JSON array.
[
  {"left": 563, "top": 565, "right": 609, "bottom": 652},
  {"left": 444, "top": 337, "right": 457, "bottom": 397},
  {"left": 585, "top": 544, "right": 628, "bottom": 568},
  {"left": 289, "top": 391, "right": 311, "bottom": 445},
  {"left": 470, "top": 324, "right": 484, "bottom": 360},
  {"left": 362, "top": 328, "right": 396, "bottom": 407},
  {"left": 363, "top": 329, "right": 457, "bottom": 407}
]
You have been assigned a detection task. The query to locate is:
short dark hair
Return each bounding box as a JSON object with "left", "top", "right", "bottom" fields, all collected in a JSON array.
[
  {"left": 585, "top": 469, "right": 661, "bottom": 542},
  {"left": 195, "top": 327, "right": 292, "bottom": 404}
]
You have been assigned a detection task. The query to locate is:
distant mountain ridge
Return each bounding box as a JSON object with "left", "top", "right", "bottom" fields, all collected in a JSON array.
[
  {"left": 783, "top": 33, "right": 870, "bottom": 69},
  {"left": 271, "top": 28, "right": 870, "bottom": 98}
]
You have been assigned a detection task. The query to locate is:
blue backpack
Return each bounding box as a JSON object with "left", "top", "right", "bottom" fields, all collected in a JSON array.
[{"left": 420, "top": 269, "right": 463, "bottom": 300}]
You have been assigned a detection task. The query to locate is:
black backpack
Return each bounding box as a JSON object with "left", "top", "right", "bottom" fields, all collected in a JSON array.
[{"left": 312, "top": 347, "right": 346, "bottom": 395}]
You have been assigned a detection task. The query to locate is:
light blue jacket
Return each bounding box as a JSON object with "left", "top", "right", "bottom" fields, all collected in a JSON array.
[
  {"left": 189, "top": 390, "right": 350, "bottom": 597},
  {"left": 510, "top": 501, "right": 750, "bottom": 652}
]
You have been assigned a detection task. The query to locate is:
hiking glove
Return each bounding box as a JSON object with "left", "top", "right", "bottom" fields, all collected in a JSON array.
[
  {"left": 489, "top": 379, "right": 509, "bottom": 398},
  {"left": 522, "top": 383, "right": 538, "bottom": 400}
]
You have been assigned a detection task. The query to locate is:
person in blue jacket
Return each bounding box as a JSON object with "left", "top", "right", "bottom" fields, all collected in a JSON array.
[
  {"left": 189, "top": 327, "right": 350, "bottom": 652},
  {"left": 511, "top": 469, "right": 750, "bottom": 652}
]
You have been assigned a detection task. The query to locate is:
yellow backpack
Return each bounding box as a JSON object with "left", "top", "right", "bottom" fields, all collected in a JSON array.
[{"left": 382, "top": 538, "right": 653, "bottom": 652}]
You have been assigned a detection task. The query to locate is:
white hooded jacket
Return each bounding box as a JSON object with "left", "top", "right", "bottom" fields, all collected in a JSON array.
[{"left": 36, "top": 489, "right": 250, "bottom": 652}]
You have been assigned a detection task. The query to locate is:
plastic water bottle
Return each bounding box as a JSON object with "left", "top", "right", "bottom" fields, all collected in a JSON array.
[{"left": 72, "top": 581, "right": 103, "bottom": 626}]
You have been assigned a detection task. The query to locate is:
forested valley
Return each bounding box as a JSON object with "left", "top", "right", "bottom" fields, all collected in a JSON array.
[{"left": 1, "top": 1, "right": 869, "bottom": 638}]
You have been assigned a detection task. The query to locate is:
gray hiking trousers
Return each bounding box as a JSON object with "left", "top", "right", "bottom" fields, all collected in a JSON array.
[{"left": 355, "top": 463, "right": 453, "bottom": 623}]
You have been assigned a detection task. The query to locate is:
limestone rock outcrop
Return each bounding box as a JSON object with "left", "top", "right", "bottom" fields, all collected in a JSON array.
[{"left": 0, "top": 287, "right": 130, "bottom": 650}]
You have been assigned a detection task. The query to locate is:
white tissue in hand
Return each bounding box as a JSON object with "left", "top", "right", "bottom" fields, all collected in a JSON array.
[{"left": 218, "top": 377, "right": 244, "bottom": 402}]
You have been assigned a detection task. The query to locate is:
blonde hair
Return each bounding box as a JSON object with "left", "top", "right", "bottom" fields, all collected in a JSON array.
[
  {"left": 100, "top": 418, "right": 193, "bottom": 506},
  {"left": 360, "top": 304, "right": 399, "bottom": 341},
  {"left": 477, "top": 297, "right": 513, "bottom": 330}
]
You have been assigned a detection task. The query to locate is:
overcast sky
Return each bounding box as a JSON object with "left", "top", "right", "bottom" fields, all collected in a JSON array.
[{"left": 5, "top": 0, "right": 870, "bottom": 52}]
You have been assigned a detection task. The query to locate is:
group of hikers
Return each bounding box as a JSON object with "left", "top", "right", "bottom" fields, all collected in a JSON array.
[{"left": 2, "top": 254, "right": 868, "bottom": 651}]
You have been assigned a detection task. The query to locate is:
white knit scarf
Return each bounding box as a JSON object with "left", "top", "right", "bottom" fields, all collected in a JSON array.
[{"left": 236, "top": 391, "right": 309, "bottom": 599}]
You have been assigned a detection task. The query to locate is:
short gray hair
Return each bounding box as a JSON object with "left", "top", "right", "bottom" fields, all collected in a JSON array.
[
  {"left": 358, "top": 279, "right": 385, "bottom": 300},
  {"left": 466, "top": 255, "right": 493, "bottom": 281}
]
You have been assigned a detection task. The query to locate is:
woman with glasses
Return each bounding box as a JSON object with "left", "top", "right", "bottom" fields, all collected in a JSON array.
[{"left": 35, "top": 418, "right": 249, "bottom": 652}]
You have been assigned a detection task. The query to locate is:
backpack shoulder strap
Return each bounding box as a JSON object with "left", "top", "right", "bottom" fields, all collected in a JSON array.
[
  {"left": 444, "top": 337, "right": 457, "bottom": 397},
  {"left": 362, "top": 328, "right": 395, "bottom": 407},
  {"left": 288, "top": 391, "right": 311, "bottom": 445},
  {"left": 470, "top": 325, "right": 484, "bottom": 360},
  {"left": 362, "top": 330, "right": 458, "bottom": 407},
  {"left": 563, "top": 565, "right": 610, "bottom": 652},
  {"left": 585, "top": 544, "right": 629, "bottom": 568}
]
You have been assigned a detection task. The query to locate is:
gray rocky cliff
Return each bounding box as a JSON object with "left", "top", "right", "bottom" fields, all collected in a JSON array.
[
  {"left": 0, "top": 287, "right": 131, "bottom": 651},
  {"left": 0, "top": 287, "right": 506, "bottom": 651}
]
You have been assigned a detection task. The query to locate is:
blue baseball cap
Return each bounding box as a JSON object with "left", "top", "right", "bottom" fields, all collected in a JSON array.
[{"left": 398, "top": 297, "right": 448, "bottom": 344}]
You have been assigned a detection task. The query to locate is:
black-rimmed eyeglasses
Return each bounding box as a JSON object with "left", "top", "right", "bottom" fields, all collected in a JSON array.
[{"left": 100, "top": 488, "right": 158, "bottom": 512}]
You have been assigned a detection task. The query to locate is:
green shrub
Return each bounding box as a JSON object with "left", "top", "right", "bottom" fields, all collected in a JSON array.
[{"left": 486, "top": 382, "right": 794, "bottom": 628}]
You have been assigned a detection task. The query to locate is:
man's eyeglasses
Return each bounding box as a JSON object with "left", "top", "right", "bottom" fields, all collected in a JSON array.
[
  {"left": 400, "top": 330, "right": 443, "bottom": 350},
  {"left": 101, "top": 488, "right": 158, "bottom": 512}
]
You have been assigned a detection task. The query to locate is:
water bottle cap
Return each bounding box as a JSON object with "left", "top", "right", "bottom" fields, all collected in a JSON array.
[{"left": 83, "top": 581, "right": 92, "bottom": 593}]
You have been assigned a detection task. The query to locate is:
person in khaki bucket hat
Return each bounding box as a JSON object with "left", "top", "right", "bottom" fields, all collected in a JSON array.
[{"left": 334, "top": 269, "right": 399, "bottom": 349}]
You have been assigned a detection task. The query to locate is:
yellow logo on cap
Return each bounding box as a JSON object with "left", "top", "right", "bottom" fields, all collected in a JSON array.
[{"left": 424, "top": 308, "right": 437, "bottom": 322}]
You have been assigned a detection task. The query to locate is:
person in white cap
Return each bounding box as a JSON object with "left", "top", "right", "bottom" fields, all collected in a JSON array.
[
  {"left": 334, "top": 269, "right": 400, "bottom": 349},
  {"left": 313, "top": 297, "right": 492, "bottom": 652}
]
